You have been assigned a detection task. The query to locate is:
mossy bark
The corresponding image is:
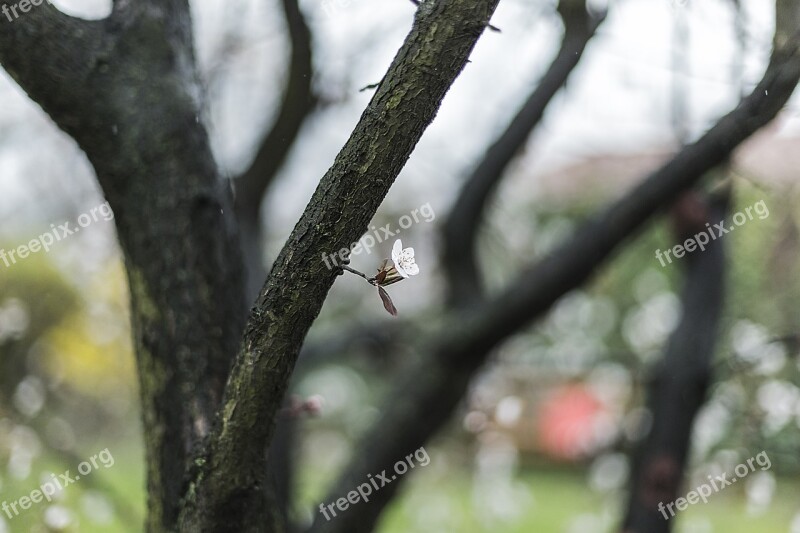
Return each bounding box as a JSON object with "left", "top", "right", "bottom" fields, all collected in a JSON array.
[
  {"left": 1, "top": 3, "right": 246, "bottom": 531},
  {"left": 180, "top": 1, "right": 500, "bottom": 531}
]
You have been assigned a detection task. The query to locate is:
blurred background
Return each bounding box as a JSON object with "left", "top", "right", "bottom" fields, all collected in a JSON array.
[{"left": 1, "top": 0, "right": 800, "bottom": 531}]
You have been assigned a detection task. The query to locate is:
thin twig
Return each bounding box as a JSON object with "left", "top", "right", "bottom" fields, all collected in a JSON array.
[
  {"left": 359, "top": 82, "right": 381, "bottom": 92},
  {"left": 341, "top": 265, "right": 376, "bottom": 284}
]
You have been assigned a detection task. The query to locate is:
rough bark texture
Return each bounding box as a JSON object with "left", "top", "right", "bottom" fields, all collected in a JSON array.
[
  {"left": 621, "top": 192, "right": 727, "bottom": 533},
  {"left": 313, "top": 32, "right": 800, "bottom": 533},
  {"left": 180, "top": 1, "right": 501, "bottom": 531},
  {"left": 226, "top": 0, "right": 317, "bottom": 525},
  {"left": 1, "top": 3, "right": 246, "bottom": 531}
]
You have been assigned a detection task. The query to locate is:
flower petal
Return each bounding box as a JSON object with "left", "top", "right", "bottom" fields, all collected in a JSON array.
[
  {"left": 403, "top": 262, "right": 419, "bottom": 276},
  {"left": 403, "top": 247, "right": 415, "bottom": 258},
  {"left": 392, "top": 239, "right": 403, "bottom": 260},
  {"left": 395, "top": 264, "right": 409, "bottom": 278},
  {"left": 391, "top": 241, "right": 409, "bottom": 276}
]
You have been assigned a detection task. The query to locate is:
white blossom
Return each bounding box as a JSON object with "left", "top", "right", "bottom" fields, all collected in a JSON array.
[{"left": 391, "top": 239, "right": 419, "bottom": 278}]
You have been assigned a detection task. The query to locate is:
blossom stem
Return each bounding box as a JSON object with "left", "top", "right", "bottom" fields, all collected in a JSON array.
[{"left": 341, "top": 265, "right": 376, "bottom": 285}]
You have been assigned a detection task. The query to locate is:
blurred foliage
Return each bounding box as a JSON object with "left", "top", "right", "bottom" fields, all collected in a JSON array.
[
  {"left": 40, "top": 261, "right": 136, "bottom": 399},
  {"left": 0, "top": 251, "right": 143, "bottom": 532}
]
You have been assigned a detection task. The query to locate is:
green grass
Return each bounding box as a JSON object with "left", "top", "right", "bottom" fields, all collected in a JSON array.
[
  {"left": 6, "top": 444, "right": 797, "bottom": 532},
  {"left": 299, "top": 464, "right": 800, "bottom": 533},
  {"left": 380, "top": 468, "right": 799, "bottom": 532},
  {"left": 0, "top": 441, "right": 144, "bottom": 532}
]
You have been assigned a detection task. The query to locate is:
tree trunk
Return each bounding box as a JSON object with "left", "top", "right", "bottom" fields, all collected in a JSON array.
[{"left": 0, "top": 4, "right": 246, "bottom": 530}]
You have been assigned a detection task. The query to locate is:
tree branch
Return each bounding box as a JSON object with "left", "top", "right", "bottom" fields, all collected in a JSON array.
[
  {"left": 4, "top": 4, "right": 248, "bottom": 530},
  {"left": 311, "top": 32, "right": 800, "bottom": 533},
  {"left": 235, "top": 0, "right": 317, "bottom": 299},
  {"left": 443, "top": 0, "right": 605, "bottom": 306},
  {"left": 181, "top": 2, "right": 502, "bottom": 531},
  {"left": 0, "top": 6, "right": 108, "bottom": 116},
  {"left": 234, "top": 0, "right": 316, "bottom": 224},
  {"left": 232, "top": 2, "right": 316, "bottom": 522},
  {"left": 622, "top": 191, "right": 728, "bottom": 532}
]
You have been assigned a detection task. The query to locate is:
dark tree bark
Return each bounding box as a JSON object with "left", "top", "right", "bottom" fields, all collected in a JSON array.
[
  {"left": 225, "top": 0, "right": 317, "bottom": 525},
  {"left": 622, "top": 191, "right": 728, "bottom": 533},
  {"left": 180, "top": 1, "right": 502, "bottom": 531},
  {"left": 1, "top": 3, "right": 246, "bottom": 530}
]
